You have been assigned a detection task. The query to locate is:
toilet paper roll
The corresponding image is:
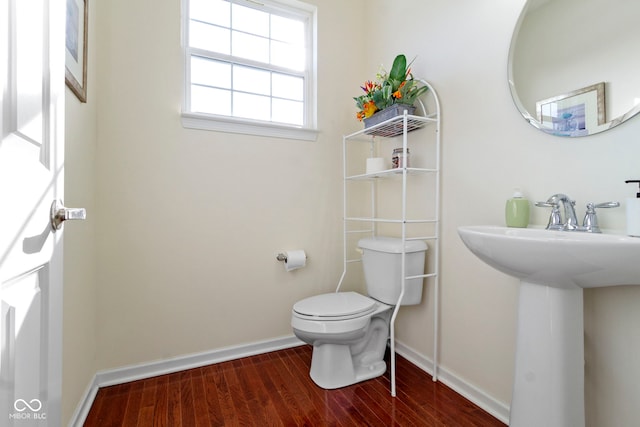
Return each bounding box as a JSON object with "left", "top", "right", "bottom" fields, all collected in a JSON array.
[
  {"left": 284, "top": 250, "right": 307, "bottom": 271},
  {"left": 366, "top": 157, "right": 386, "bottom": 175}
]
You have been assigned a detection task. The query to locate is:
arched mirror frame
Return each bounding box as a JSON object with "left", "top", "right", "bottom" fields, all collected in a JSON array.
[{"left": 508, "top": 0, "right": 640, "bottom": 137}]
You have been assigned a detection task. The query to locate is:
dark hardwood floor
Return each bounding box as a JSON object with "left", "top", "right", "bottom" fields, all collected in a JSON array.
[{"left": 83, "top": 345, "right": 506, "bottom": 426}]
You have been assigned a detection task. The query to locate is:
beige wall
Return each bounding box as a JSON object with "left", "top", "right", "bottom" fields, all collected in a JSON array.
[
  {"left": 91, "top": 0, "right": 366, "bottom": 365},
  {"left": 63, "top": 0, "right": 640, "bottom": 426},
  {"left": 62, "top": 0, "right": 99, "bottom": 423}
]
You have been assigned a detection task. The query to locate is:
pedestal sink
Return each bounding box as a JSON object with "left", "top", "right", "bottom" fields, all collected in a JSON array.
[{"left": 457, "top": 226, "right": 640, "bottom": 427}]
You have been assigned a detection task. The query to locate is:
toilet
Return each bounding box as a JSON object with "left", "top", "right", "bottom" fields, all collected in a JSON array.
[{"left": 291, "top": 236, "right": 428, "bottom": 389}]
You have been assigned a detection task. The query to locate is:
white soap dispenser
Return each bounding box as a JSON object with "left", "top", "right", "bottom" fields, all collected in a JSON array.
[{"left": 625, "top": 180, "right": 640, "bottom": 237}]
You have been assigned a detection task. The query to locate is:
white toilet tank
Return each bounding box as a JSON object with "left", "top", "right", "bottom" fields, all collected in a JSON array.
[{"left": 358, "top": 236, "right": 428, "bottom": 305}]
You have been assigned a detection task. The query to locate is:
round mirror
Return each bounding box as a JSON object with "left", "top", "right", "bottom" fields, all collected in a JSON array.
[{"left": 508, "top": 0, "right": 640, "bottom": 137}]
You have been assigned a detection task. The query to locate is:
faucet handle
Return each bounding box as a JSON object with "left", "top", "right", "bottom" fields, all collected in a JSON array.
[
  {"left": 535, "top": 201, "right": 556, "bottom": 208},
  {"left": 535, "top": 201, "right": 563, "bottom": 230},
  {"left": 590, "top": 201, "right": 620, "bottom": 209},
  {"left": 582, "top": 201, "right": 620, "bottom": 233}
]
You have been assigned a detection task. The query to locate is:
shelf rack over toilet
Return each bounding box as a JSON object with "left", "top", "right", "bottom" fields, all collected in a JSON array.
[{"left": 336, "top": 80, "right": 441, "bottom": 397}]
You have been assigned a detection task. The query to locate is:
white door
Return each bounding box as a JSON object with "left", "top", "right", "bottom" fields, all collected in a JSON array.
[{"left": 1, "top": 0, "right": 67, "bottom": 424}]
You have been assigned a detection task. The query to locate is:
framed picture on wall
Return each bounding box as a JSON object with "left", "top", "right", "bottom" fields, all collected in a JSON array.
[
  {"left": 535, "top": 82, "right": 605, "bottom": 137},
  {"left": 65, "top": 0, "right": 88, "bottom": 102}
]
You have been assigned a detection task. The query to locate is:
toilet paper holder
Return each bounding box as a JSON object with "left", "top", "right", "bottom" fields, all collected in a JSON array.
[{"left": 276, "top": 252, "right": 308, "bottom": 262}]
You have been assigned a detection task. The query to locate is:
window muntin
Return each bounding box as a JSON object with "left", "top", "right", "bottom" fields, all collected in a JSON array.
[{"left": 184, "top": 0, "right": 314, "bottom": 130}]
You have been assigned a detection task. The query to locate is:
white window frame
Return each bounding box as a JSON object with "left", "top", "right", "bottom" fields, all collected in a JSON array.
[{"left": 181, "top": 0, "right": 318, "bottom": 141}]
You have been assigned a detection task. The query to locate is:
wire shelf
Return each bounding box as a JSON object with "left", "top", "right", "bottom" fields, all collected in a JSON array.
[
  {"left": 365, "top": 115, "right": 431, "bottom": 137},
  {"left": 345, "top": 113, "right": 436, "bottom": 140}
]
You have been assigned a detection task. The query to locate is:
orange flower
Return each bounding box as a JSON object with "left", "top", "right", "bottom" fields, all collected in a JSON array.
[
  {"left": 363, "top": 101, "right": 378, "bottom": 118},
  {"left": 393, "top": 81, "right": 406, "bottom": 99}
]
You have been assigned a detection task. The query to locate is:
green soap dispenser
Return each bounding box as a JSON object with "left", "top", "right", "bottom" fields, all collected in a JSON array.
[{"left": 505, "top": 189, "right": 530, "bottom": 228}]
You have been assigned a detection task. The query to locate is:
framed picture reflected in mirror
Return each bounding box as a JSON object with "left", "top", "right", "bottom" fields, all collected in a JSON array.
[{"left": 536, "top": 82, "right": 605, "bottom": 137}]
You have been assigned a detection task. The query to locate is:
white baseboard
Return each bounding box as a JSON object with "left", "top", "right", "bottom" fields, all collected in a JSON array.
[
  {"left": 94, "top": 335, "right": 304, "bottom": 388},
  {"left": 394, "top": 341, "right": 510, "bottom": 425},
  {"left": 68, "top": 335, "right": 304, "bottom": 426},
  {"left": 69, "top": 336, "right": 509, "bottom": 426},
  {"left": 69, "top": 377, "right": 99, "bottom": 427}
]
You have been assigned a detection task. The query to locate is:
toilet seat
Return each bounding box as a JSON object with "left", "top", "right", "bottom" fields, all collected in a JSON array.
[{"left": 293, "top": 292, "right": 377, "bottom": 321}]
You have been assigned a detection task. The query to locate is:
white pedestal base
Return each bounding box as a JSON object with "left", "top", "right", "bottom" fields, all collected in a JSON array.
[{"left": 510, "top": 282, "right": 585, "bottom": 427}]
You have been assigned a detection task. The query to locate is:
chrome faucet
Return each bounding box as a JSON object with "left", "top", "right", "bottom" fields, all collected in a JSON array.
[
  {"left": 536, "top": 194, "right": 619, "bottom": 233},
  {"left": 535, "top": 193, "right": 579, "bottom": 231}
]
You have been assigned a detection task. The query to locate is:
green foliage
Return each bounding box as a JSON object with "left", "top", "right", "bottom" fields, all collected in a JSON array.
[{"left": 354, "top": 54, "right": 428, "bottom": 121}]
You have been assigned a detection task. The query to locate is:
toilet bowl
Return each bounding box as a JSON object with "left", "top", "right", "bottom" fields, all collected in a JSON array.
[
  {"left": 291, "top": 236, "right": 428, "bottom": 389},
  {"left": 292, "top": 291, "right": 392, "bottom": 389}
]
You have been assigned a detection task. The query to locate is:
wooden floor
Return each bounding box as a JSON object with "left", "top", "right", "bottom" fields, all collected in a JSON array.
[{"left": 84, "top": 345, "right": 505, "bottom": 426}]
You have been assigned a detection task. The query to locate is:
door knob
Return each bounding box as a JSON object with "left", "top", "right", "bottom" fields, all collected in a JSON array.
[{"left": 50, "top": 200, "right": 86, "bottom": 232}]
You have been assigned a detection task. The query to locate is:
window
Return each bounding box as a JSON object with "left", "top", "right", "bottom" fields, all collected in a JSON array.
[{"left": 182, "top": 0, "right": 317, "bottom": 140}]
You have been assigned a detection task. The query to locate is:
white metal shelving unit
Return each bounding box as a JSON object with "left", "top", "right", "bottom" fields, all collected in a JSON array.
[{"left": 336, "top": 81, "right": 441, "bottom": 397}]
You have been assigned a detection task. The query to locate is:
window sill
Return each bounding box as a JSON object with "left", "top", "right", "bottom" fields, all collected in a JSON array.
[{"left": 181, "top": 113, "right": 319, "bottom": 141}]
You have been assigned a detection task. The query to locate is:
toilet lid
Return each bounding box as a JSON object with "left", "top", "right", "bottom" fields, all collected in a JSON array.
[{"left": 293, "top": 292, "right": 376, "bottom": 318}]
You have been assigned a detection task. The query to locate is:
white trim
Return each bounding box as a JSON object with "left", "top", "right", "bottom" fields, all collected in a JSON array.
[
  {"left": 68, "top": 335, "right": 509, "bottom": 426},
  {"left": 394, "top": 341, "right": 510, "bottom": 425},
  {"left": 181, "top": 112, "right": 319, "bottom": 141},
  {"left": 68, "top": 377, "right": 100, "bottom": 427},
  {"left": 68, "top": 335, "right": 304, "bottom": 426}
]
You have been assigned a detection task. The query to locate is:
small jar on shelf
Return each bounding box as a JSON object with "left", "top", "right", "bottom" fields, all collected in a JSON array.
[{"left": 392, "top": 148, "right": 410, "bottom": 168}]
